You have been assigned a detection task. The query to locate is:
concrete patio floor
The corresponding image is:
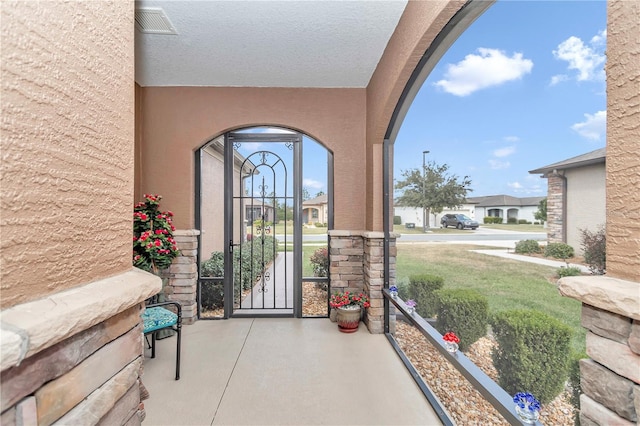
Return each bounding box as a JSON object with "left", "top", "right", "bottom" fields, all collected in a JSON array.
[{"left": 142, "top": 318, "right": 441, "bottom": 425}]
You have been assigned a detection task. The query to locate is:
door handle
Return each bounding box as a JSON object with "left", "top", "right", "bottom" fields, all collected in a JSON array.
[{"left": 229, "top": 240, "right": 240, "bottom": 253}]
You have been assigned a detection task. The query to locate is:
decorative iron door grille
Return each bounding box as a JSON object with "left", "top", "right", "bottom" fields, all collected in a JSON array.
[{"left": 225, "top": 132, "right": 303, "bottom": 317}]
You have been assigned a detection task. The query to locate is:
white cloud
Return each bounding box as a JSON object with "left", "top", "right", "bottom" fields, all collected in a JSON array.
[
  {"left": 434, "top": 48, "right": 533, "bottom": 96},
  {"left": 257, "top": 127, "right": 296, "bottom": 134},
  {"left": 552, "top": 30, "right": 606, "bottom": 84},
  {"left": 493, "top": 146, "right": 516, "bottom": 158},
  {"left": 303, "top": 178, "right": 324, "bottom": 190},
  {"left": 489, "top": 159, "right": 510, "bottom": 170},
  {"left": 550, "top": 74, "right": 568, "bottom": 86},
  {"left": 503, "top": 136, "right": 520, "bottom": 143},
  {"left": 507, "top": 182, "right": 523, "bottom": 189},
  {"left": 507, "top": 180, "right": 544, "bottom": 194},
  {"left": 571, "top": 110, "right": 606, "bottom": 140}
]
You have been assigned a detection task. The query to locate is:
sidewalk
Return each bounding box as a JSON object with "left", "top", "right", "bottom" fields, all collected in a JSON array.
[{"left": 471, "top": 249, "right": 591, "bottom": 273}]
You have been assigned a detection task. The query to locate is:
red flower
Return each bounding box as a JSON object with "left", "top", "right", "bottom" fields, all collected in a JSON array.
[
  {"left": 443, "top": 332, "right": 460, "bottom": 344},
  {"left": 154, "top": 239, "right": 162, "bottom": 247}
]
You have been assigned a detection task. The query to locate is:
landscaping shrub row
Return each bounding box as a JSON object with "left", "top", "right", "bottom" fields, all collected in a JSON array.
[
  {"left": 406, "top": 272, "right": 574, "bottom": 405},
  {"left": 483, "top": 216, "right": 503, "bottom": 224}
]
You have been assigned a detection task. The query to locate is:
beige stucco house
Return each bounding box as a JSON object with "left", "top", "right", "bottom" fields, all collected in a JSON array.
[
  {"left": 468, "top": 195, "right": 546, "bottom": 224},
  {"left": 303, "top": 194, "right": 328, "bottom": 225},
  {"left": 529, "top": 147, "right": 606, "bottom": 254},
  {"left": 1, "top": 2, "right": 638, "bottom": 425}
]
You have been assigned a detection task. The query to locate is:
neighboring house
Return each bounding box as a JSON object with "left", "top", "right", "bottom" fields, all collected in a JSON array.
[
  {"left": 467, "top": 195, "right": 546, "bottom": 224},
  {"left": 394, "top": 204, "right": 475, "bottom": 229},
  {"left": 529, "top": 147, "right": 606, "bottom": 254},
  {"left": 303, "top": 194, "right": 328, "bottom": 225},
  {"left": 245, "top": 199, "right": 275, "bottom": 224},
  {"left": 394, "top": 194, "right": 544, "bottom": 228}
]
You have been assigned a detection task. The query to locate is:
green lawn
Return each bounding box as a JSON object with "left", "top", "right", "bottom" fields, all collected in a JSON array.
[
  {"left": 481, "top": 223, "right": 547, "bottom": 233},
  {"left": 396, "top": 243, "right": 585, "bottom": 353},
  {"left": 272, "top": 222, "right": 328, "bottom": 235}
]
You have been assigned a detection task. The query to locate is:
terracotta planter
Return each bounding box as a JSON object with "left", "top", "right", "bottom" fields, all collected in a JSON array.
[{"left": 336, "top": 306, "right": 361, "bottom": 333}]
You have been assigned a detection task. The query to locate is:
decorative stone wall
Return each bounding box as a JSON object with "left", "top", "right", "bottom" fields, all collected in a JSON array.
[
  {"left": 163, "top": 230, "right": 200, "bottom": 324},
  {"left": 0, "top": 269, "right": 160, "bottom": 426},
  {"left": 329, "top": 230, "right": 398, "bottom": 334},
  {"left": 558, "top": 276, "right": 640, "bottom": 425},
  {"left": 546, "top": 173, "right": 564, "bottom": 243}
]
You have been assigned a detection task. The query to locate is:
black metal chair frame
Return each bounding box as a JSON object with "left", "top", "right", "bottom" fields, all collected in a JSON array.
[{"left": 144, "top": 300, "right": 182, "bottom": 380}]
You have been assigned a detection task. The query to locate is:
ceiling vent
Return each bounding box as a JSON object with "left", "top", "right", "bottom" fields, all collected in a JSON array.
[{"left": 135, "top": 8, "right": 178, "bottom": 35}]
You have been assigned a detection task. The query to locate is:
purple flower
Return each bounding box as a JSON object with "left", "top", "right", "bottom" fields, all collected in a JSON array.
[
  {"left": 389, "top": 286, "right": 398, "bottom": 292},
  {"left": 406, "top": 299, "right": 417, "bottom": 308}
]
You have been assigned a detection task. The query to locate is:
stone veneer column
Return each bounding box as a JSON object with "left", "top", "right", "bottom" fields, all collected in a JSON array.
[
  {"left": 0, "top": 269, "right": 160, "bottom": 425},
  {"left": 362, "top": 232, "right": 398, "bottom": 334},
  {"left": 329, "top": 230, "right": 398, "bottom": 334},
  {"left": 329, "top": 231, "right": 365, "bottom": 295},
  {"left": 558, "top": 276, "right": 640, "bottom": 425},
  {"left": 163, "top": 230, "right": 200, "bottom": 325},
  {"left": 546, "top": 174, "right": 565, "bottom": 243}
]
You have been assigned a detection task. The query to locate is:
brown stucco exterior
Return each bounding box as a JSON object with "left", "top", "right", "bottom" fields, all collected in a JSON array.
[
  {"left": 137, "top": 87, "right": 367, "bottom": 231},
  {"left": 0, "top": 1, "right": 135, "bottom": 309},
  {"left": 606, "top": 1, "right": 640, "bottom": 282}
]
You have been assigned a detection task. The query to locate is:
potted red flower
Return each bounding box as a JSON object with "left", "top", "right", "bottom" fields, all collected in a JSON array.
[
  {"left": 443, "top": 331, "right": 460, "bottom": 353},
  {"left": 329, "top": 291, "right": 370, "bottom": 333}
]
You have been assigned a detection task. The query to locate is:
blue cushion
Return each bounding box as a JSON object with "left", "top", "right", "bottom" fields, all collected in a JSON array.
[{"left": 142, "top": 306, "right": 178, "bottom": 334}]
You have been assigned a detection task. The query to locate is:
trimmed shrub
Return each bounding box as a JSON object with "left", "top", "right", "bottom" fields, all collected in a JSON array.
[
  {"left": 200, "top": 281, "right": 223, "bottom": 310},
  {"left": 409, "top": 274, "right": 444, "bottom": 318},
  {"left": 490, "top": 310, "right": 572, "bottom": 403},
  {"left": 518, "top": 219, "right": 529, "bottom": 224},
  {"left": 393, "top": 215, "right": 402, "bottom": 225},
  {"left": 544, "top": 242, "right": 574, "bottom": 261},
  {"left": 435, "top": 289, "right": 488, "bottom": 351},
  {"left": 568, "top": 352, "right": 587, "bottom": 425},
  {"left": 580, "top": 226, "right": 606, "bottom": 275},
  {"left": 310, "top": 246, "right": 329, "bottom": 277},
  {"left": 484, "top": 216, "right": 503, "bottom": 224},
  {"left": 201, "top": 251, "right": 224, "bottom": 277},
  {"left": 557, "top": 266, "right": 582, "bottom": 278},
  {"left": 515, "top": 240, "right": 541, "bottom": 254},
  {"left": 507, "top": 217, "right": 517, "bottom": 224}
]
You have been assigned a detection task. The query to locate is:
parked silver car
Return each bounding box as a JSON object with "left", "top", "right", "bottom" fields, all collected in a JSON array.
[{"left": 440, "top": 214, "right": 479, "bottom": 230}]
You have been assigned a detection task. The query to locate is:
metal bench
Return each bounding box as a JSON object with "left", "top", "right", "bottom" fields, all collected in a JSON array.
[{"left": 141, "top": 300, "right": 182, "bottom": 380}]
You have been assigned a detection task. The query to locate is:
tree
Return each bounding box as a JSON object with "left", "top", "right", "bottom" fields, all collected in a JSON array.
[
  {"left": 395, "top": 161, "right": 472, "bottom": 229},
  {"left": 302, "top": 187, "right": 311, "bottom": 201},
  {"left": 315, "top": 190, "right": 325, "bottom": 198},
  {"left": 534, "top": 198, "right": 547, "bottom": 223}
]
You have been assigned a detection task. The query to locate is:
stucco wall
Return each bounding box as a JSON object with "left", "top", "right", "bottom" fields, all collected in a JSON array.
[
  {"left": 606, "top": 1, "right": 640, "bottom": 282},
  {"left": 137, "top": 87, "right": 366, "bottom": 231},
  {"left": 566, "top": 165, "right": 606, "bottom": 254},
  {"left": 0, "top": 1, "right": 134, "bottom": 309}
]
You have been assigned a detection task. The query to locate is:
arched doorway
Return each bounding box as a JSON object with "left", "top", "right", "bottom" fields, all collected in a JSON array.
[{"left": 196, "top": 127, "right": 333, "bottom": 319}]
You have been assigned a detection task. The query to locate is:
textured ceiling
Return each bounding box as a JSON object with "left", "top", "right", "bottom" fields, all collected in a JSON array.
[{"left": 134, "top": 0, "right": 408, "bottom": 87}]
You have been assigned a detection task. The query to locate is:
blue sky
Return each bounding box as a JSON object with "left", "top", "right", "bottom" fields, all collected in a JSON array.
[{"left": 394, "top": 0, "right": 607, "bottom": 198}]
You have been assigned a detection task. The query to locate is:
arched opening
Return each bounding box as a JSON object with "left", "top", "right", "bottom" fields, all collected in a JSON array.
[
  {"left": 383, "top": 1, "right": 606, "bottom": 423},
  {"left": 196, "top": 126, "right": 333, "bottom": 319}
]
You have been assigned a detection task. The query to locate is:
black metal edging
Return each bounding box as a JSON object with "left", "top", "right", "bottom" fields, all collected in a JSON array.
[
  {"left": 384, "top": 289, "right": 528, "bottom": 425},
  {"left": 385, "top": 332, "right": 454, "bottom": 426}
]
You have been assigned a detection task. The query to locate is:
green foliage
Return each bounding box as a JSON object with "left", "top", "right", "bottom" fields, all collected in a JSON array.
[
  {"left": 393, "top": 215, "right": 402, "bottom": 225},
  {"left": 200, "top": 281, "right": 223, "bottom": 310},
  {"left": 568, "top": 352, "right": 587, "bottom": 425},
  {"left": 580, "top": 226, "right": 606, "bottom": 275},
  {"left": 395, "top": 161, "right": 472, "bottom": 226},
  {"left": 314, "top": 222, "right": 327, "bottom": 227},
  {"left": 534, "top": 198, "right": 547, "bottom": 222},
  {"left": 434, "top": 289, "right": 488, "bottom": 351},
  {"left": 201, "top": 251, "right": 224, "bottom": 277},
  {"left": 490, "top": 310, "right": 572, "bottom": 404},
  {"left": 557, "top": 266, "right": 582, "bottom": 278},
  {"left": 545, "top": 242, "right": 575, "bottom": 260},
  {"left": 310, "top": 246, "right": 329, "bottom": 277},
  {"left": 409, "top": 274, "right": 444, "bottom": 318},
  {"left": 484, "top": 216, "right": 503, "bottom": 224},
  {"left": 518, "top": 219, "right": 531, "bottom": 224},
  {"left": 515, "top": 240, "right": 542, "bottom": 254},
  {"left": 507, "top": 217, "right": 517, "bottom": 224},
  {"left": 201, "top": 236, "right": 278, "bottom": 295},
  {"left": 252, "top": 219, "right": 273, "bottom": 228}
]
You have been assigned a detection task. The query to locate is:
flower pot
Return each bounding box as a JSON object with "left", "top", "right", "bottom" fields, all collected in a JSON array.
[
  {"left": 444, "top": 342, "right": 458, "bottom": 353},
  {"left": 329, "top": 308, "right": 337, "bottom": 322},
  {"left": 336, "top": 306, "right": 361, "bottom": 333},
  {"left": 515, "top": 405, "right": 540, "bottom": 424}
]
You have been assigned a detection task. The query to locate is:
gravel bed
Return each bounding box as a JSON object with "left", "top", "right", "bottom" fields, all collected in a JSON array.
[{"left": 396, "top": 322, "right": 575, "bottom": 425}]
